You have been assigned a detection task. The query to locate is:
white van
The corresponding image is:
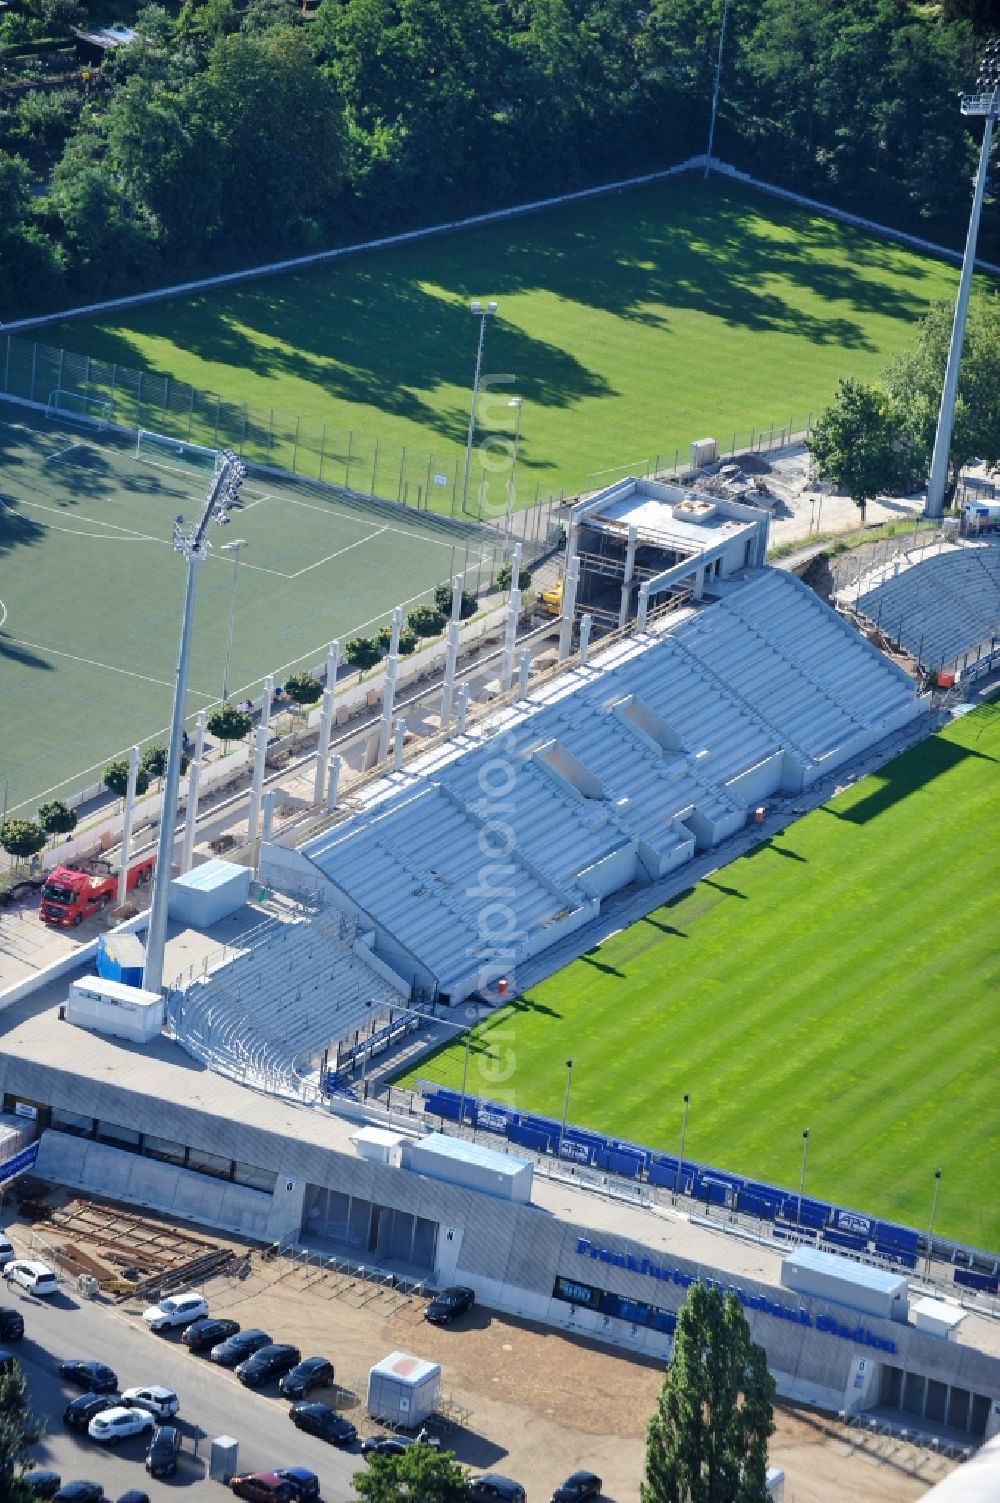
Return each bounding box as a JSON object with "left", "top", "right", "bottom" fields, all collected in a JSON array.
[
  {"left": 4, "top": 1259, "right": 59, "bottom": 1296},
  {"left": 0, "top": 1237, "right": 15, "bottom": 1270}
]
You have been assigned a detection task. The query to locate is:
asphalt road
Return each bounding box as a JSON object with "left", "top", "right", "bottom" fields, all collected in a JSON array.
[{"left": 3, "top": 1284, "right": 366, "bottom": 1503}]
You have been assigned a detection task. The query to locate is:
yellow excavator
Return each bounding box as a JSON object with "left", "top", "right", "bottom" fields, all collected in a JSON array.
[{"left": 537, "top": 579, "right": 563, "bottom": 617}]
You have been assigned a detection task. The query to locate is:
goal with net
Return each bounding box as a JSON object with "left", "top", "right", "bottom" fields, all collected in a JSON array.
[
  {"left": 46, "top": 389, "right": 113, "bottom": 430},
  {"left": 136, "top": 429, "right": 221, "bottom": 476}
]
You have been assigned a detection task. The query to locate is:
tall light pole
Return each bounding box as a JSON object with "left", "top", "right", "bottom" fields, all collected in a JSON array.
[
  {"left": 925, "top": 41, "right": 1000, "bottom": 518},
  {"left": 461, "top": 299, "right": 498, "bottom": 516},
  {"left": 704, "top": 0, "right": 730, "bottom": 179},
  {"left": 797, "top": 1128, "right": 810, "bottom": 1232},
  {"left": 504, "top": 397, "right": 523, "bottom": 539},
  {"left": 925, "top": 1168, "right": 943, "bottom": 1278},
  {"left": 143, "top": 451, "right": 246, "bottom": 996},
  {"left": 220, "top": 538, "right": 248, "bottom": 703},
  {"left": 673, "top": 1092, "right": 691, "bottom": 1204},
  {"left": 558, "top": 1058, "right": 574, "bottom": 1161}
]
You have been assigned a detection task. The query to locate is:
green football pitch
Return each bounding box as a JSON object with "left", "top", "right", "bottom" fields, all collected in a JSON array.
[
  {"left": 0, "top": 403, "right": 499, "bottom": 814},
  {"left": 404, "top": 703, "right": 1000, "bottom": 1249},
  {"left": 44, "top": 176, "right": 966, "bottom": 509}
]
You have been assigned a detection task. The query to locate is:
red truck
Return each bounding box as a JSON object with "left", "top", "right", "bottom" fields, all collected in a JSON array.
[{"left": 38, "top": 855, "right": 155, "bottom": 928}]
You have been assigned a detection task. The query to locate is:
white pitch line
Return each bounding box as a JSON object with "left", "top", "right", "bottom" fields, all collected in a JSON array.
[
  {"left": 286, "top": 526, "right": 389, "bottom": 579},
  {"left": 1, "top": 495, "right": 165, "bottom": 545},
  {"left": 270, "top": 489, "right": 460, "bottom": 551},
  {"left": 4, "top": 637, "right": 220, "bottom": 696},
  {"left": 44, "top": 443, "right": 84, "bottom": 465},
  {"left": 0, "top": 597, "right": 6, "bottom": 630}
]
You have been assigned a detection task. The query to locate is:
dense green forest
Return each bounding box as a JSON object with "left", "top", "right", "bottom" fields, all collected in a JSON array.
[{"left": 0, "top": 0, "right": 995, "bottom": 318}]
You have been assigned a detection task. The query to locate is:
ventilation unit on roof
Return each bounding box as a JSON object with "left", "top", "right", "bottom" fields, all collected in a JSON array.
[{"left": 674, "top": 498, "right": 717, "bottom": 524}]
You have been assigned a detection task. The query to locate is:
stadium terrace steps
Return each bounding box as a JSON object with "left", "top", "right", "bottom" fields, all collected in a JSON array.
[
  {"left": 175, "top": 911, "right": 406, "bottom": 1088},
  {"left": 853, "top": 546, "right": 1000, "bottom": 670},
  {"left": 293, "top": 567, "right": 923, "bottom": 1004}
]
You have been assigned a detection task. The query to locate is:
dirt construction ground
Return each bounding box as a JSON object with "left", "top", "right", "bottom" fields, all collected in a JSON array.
[{"left": 191, "top": 1255, "right": 951, "bottom": 1503}]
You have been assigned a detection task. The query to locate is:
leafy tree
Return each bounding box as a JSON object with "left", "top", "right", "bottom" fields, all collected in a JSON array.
[
  {"left": 0, "top": 820, "right": 47, "bottom": 863},
  {"left": 103, "top": 758, "right": 151, "bottom": 799},
  {"left": 207, "top": 703, "right": 253, "bottom": 748},
  {"left": 407, "top": 604, "right": 447, "bottom": 638},
  {"left": 344, "top": 636, "right": 382, "bottom": 677},
  {"left": 496, "top": 564, "right": 532, "bottom": 592},
  {"left": 141, "top": 743, "right": 190, "bottom": 779},
  {"left": 37, "top": 801, "right": 77, "bottom": 836},
  {"left": 642, "top": 1283, "right": 775, "bottom": 1503},
  {"left": 807, "top": 378, "right": 898, "bottom": 522},
  {"left": 352, "top": 1444, "right": 467, "bottom": 1503},
  {"left": 0, "top": 152, "right": 64, "bottom": 318},
  {"left": 433, "top": 582, "right": 476, "bottom": 619},
  {"left": 397, "top": 626, "right": 418, "bottom": 656},
  {"left": 284, "top": 671, "right": 323, "bottom": 706},
  {"left": 883, "top": 295, "right": 1000, "bottom": 503},
  {"left": 0, "top": 1356, "right": 44, "bottom": 1501}
]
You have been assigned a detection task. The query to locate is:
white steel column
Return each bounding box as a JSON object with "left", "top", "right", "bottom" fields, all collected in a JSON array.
[
  {"left": 558, "top": 555, "right": 580, "bottom": 660},
  {"left": 619, "top": 525, "right": 638, "bottom": 628},
  {"left": 394, "top": 719, "right": 406, "bottom": 770},
  {"left": 261, "top": 674, "right": 274, "bottom": 732},
  {"left": 313, "top": 641, "right": 339, "bottom": 805},
  {"left": 246, "top": 725, "right": 268, "bottom": 869},
  {"left": 500, "top": 543, "right": 522, "bottom": 691},
  {"left": 377, "top": 607, "right": 403, "bottom": 763},
  {"left": 578, "top": 614, "right": 593, "bottom": 666},
  {"left": 517, "top": 647, "right": 532, "bottom": 698},
  {"left": 637, "top": 581, "right": 651, "bottom": 631},
  {"left": 180, "top": 711, "right": 207, "bottom": 874},
  {"left": 327, "top": 754, "right": 343, "bottom": 811},
  {"left": 456, "top": 683, "right": 471, "bottom": 736},
  {"left": 261, "top": 790, "right": 277, "bottom": 845},
  {"left": 440, "top": 575, "right": 464, "bottom": 726},
  {"left": 117, "top": 745, "right": 141, "bottom": 906}
]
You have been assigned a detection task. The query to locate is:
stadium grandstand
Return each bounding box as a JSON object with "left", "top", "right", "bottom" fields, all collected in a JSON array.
[
  {"left": 261, "top": 565, "right": 926, "bottom": 1007},
  {"left": 840, "top": 542, "right": 1000, "bottom": 679}
]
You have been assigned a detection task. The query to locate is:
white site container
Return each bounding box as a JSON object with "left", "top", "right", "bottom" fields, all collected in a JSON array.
[
  {"left": 67, "top": 977, "right": 164, "bottom": 1043},
  {"left": 780, "top": 1246, "right": 909, "bottom": 1324},
  {"left": 367, "top": 1351, "right": 441, "bottom": 1428},
  {"left": 912, "top": 1297, "right": 966, "bottom": 1342}
]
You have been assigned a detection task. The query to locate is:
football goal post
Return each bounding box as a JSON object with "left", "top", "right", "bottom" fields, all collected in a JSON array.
[
  {"left": 46, "top": 389, "right": 113, "bottom": 431},
  {"left": 136, "top": 429, "right": 221, "bottom": 476}
]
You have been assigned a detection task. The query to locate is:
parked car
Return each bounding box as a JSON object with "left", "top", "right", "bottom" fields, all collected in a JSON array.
[
  {"left": 142, "top": 1293, "right": 208, "bottom": 1332},
  {"left": 63, "top": 1394, "right": 123, "bottom": 1433},
  {"left": 424, "top": 1286, "right": 475, "bottom": 1326},
  {"left": 0, "top": 1237, "right": 15, "bottom": 1269},
  {"left": 0, "top": 1307, "right": 24, "bottom": 1341},
  {"left": 87, "top": 1406, "right": 156, "bottom": 1444},
  {"left": 25, "top": 1472, "right": 61, "bottom": 1499},
  {"left": 551, "top": 1473, "right": 603, "bottom": 1503},
  {"left": 230, "top": 1474, "right": 295, "bottom": 1503},
  {"left": 211, "top": 1329, "right": 272, "bottom": 1367},
  {"left": 4, "top": 1261, "right": 59, "bottom": 1297},
  {"left": 236, "top": 1344, "right": 301, "bottom": 1388},
  {"left": 273, "top": 1468, "right": 319, "bottom": 1501},
  {"left": 145, "top": 1425, "right": 181, "bottom": 1478},
  {"left": 52, "top": 1483, "right": 103, "bottom": 1503},
  {"left": 278, "top": 1357, "right": 334, "bottom": 1399},
  {"left": 116, "top": 1491, "right": 151, "bottom": 1503},
  {"left": 58, "top": 1361, "right": 119, "bottom": 1393},
  {"left": 467, "top": 1476, "right": 527, "bottom": 1503},
  {"left": 121, "top": 1386, "right": 179, "bottom": 1421},
  {"left": 360, "top": 1433, "right": 440, "bottom": 1459},
  {"left": 182, "top": 1317, "right": 240, "bottom": 1352},
  {"left": 288, "top": 1403, "right": 357, "bottom": 1447}
]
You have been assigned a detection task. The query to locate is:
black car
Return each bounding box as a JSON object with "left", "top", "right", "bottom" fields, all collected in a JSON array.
[
  {"left": 236, "top": 1343, "right": 301, "bottom": 1388},
  {"left": 424, "top": 1286, "right": 475, "bottom": 1326},
  {"left": 145, "top": 1425, "right": 181, "bottom": 1478},
  {"left": 278, "top": 1356, "right": 334, "bottom": 1399},
  {"left": 26, "top": 1473, "right": 61, "bottom": 1499},
  {"left": 467, "top": 1478, "right": 526, "bottom": 1503},
  {"left": 58, "top": 1361, "right": 119, "bottom": 1393},
  {"left": 0, "top": 1308, "right": 24, "bottom": 1341},
  {"left": 116, "top": 1492, "right": 151, "bottom": 1503},
  {"left": 182, "top": 1317, "right": 241, "bottom": 1353},
  {"left": 288, "top": 1403, "right": 357, "bottom": 1447},
  {"left": 52, "top": 1485, "right": 103, "bottom": 1503},
  {"left": 551, "top": 1473, "right": 603, "bottom": 1503},
  {"left": 63, "top": 1394, "right": 123, "bottom": 1432},
  {"left": 211, "top": 1329, "right": 272, "bottom": 1367},
  {"left": 360, "top": 1434, "right": 440, "bottom": 1459},
  {"left": 273, "top": 1469, "right": 319, "bottom": 1502}
]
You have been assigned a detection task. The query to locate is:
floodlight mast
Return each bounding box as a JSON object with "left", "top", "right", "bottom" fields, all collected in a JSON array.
[
  {"left": 925, "top": 42, "right": 1000, "bottom": 519},
  {"left": 143, "top": 450, "right": 246, "bottom": 995}
]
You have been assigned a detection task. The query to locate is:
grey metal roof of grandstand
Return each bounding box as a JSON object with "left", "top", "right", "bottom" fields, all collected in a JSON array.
[
  {"left": 853, "top": 544, "right": 1000, "bottom": 670},
  {"left": 301, "top": 568, "right": 920, "bottom": 995}
]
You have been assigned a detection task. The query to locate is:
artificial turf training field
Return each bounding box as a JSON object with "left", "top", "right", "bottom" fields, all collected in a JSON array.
[
  {"left": 0, "top": 402, "right": 497, "bottom": 813},
  {"left": 405, "top": 703, "right": 1000, "bottom": 1250},
  {"left": 45, "top": 176, "right": 966, "bottom": 509}
]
